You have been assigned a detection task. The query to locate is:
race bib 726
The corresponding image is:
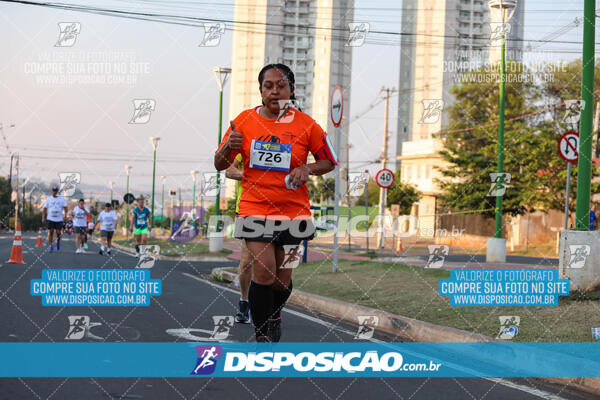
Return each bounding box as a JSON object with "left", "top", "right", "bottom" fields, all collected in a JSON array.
[{"left": 249, "top": 139, "right": 292, "bottom": 172}]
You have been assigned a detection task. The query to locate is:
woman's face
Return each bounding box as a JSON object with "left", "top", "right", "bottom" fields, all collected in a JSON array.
[{"left": 259, "top": 68, "right": 293, "bottom": 115}]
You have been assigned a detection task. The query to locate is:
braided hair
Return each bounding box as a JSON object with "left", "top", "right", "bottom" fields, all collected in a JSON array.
[{"left": 258, "top": 63, "right": 301, "bottom": 111}]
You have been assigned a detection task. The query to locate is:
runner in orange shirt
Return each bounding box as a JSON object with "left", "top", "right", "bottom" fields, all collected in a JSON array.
[{"left": 214, "top": 64, "right": 337, "bottom": 342}]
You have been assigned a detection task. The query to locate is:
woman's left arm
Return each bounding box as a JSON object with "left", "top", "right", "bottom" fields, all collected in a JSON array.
[
  {"left": 307, "top": 159, "right": 334, "bottom": 176},
  {"left": 288, "top": 159, "right": 334, "bottom": 187}
]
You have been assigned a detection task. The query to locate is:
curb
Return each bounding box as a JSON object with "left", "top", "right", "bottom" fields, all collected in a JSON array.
[
  {"left": 211, "top": 268, "right": 490, "bottom": 342},
  {"left": 210, "top": 267, "right": 600, "bottom": 395},
  {"left": 104, "top": 241, "right": 231, "bottom": 262}
]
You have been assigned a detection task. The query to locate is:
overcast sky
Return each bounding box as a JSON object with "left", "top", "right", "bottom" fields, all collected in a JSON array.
[{"left": 0, "top": 0, "right": 596, "bottom": 202}]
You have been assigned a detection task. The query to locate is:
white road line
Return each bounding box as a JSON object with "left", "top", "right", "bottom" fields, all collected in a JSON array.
[
  {"left": 182, "top": 272, "right": 363, "bottom": 340},
  {"left": 182, "top": 272, "right": 570, "bottom": 400},
  {"left": 486, "top": 378, "right": 568, "bottom": 400}
]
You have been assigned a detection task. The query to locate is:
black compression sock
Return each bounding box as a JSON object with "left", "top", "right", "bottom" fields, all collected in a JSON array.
[
  {"left": 271, "top": 280, "right": 292, "bottom": 320},
  {"left": 249, "top": 281, "right": 273, "bottom": 338},
  {"left": 135, "top": 245, "right": 140, "bottom": 252}
]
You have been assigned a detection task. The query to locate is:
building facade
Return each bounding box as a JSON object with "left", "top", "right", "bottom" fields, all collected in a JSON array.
[
  {"left": 396, "top": 0, "right": 524, "bottom": 237},
  {"left": 226, "top": 0, "right": 354, "bottom": 199}
]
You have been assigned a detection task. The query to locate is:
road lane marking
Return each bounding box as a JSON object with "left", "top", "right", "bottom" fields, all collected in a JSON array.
[{"left": 182, "top": 272, "right": 570, "bottom": 399}]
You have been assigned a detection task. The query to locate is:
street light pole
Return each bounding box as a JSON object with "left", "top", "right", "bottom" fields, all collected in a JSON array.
[
  {"left": 160, "top": 176, "right": 166, "bottom": 219},
  {"left": 150, "top": 137, "right": 160, "bottom": 226},
  {"left": 191, "top": 170, "right": 198, "bottom": 221},
  {"left": 487, "top": 0, "right": 516, "bottom": 262},
  {"left": 109, "top": 181, "right": 114, "bottom": 204},
  {"left": 575, "top": 0, "right": 596, "bottom": 229},
  {"left": 212, "top": 66, "right": 231, "bottom": 252},
  {"left": 125, "top": 165, "right": 132, "bottom": 239}
]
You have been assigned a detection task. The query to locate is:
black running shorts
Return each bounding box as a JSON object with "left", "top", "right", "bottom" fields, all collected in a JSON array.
[{"left": 234, "top": 216, "right": 315, "bottom": 247}]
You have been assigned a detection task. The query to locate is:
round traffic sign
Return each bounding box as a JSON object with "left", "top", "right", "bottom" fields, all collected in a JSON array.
[
  {"left": 123, "top": 193, "right": 136, "bottom": 204},
  {"left": 330, "top": 85, "right": 343, "bottom": 127},
  {"left": 375, "top": 168, "right": 395, "bottom": 189},
  {"left": 558, "top": 131, "right": 579, "bottom": 162}
]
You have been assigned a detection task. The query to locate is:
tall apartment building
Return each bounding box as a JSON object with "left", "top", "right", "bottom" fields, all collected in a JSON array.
[
  {"left": 226, "top": 0, "right": 354, "bottom": 199},
  {"left": 396, "top": 0, "right": 524, "bottom": 236}
]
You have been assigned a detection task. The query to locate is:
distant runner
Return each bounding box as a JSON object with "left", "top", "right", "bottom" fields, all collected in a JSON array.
[
  {"left": 41, "top": 186, "right": 68, "bottom": 252},
  {"left": 96, "top": 203, "right": 118, "bottom": 256},
  {"left": 71, "top": 198, "right": 90, "bottom": 253},
  {"left": 130, "top": 197, "right": 152, "bottom": 258},
  {"left": 226, "top": 153, "right": 252, "bottom": 324}
]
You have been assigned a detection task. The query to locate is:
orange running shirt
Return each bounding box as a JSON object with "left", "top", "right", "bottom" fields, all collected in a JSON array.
[{"left": 218, "top": 106, "right": 328, "bottom": 219}]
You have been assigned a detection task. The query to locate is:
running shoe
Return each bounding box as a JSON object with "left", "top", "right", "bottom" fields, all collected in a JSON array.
[
  {"left": 48, "top": 246, "right": 53, "bottom": 253},
  {"left": 235, "top": 300, "right": 251, "bottom": 324},
  {"left": 107, "top": 249, "right": 112, "bottom": 255},
  {"left": 99, "top": 249, "right": 103, "bottom": 255},
  {"left": 75, "top": 248, "right": 81, "bottom": 254},
  {"left": 268, "top": 317, "right": 281, "bottom": 342},
  {"left": 83, "top": 243, "right": 88, "bottom": 250},
  {"left": 135, "top": 252, "right": 140, "bottom": 258},
  {"left": 56, "top": 240, "right": 60, "bottom": 251}
]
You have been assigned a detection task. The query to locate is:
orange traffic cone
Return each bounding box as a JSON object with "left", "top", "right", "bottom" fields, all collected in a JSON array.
[
  {"left": 395, "top": 236, "right": 403, "bottom": 253},
  {"left": 36, "top": 227, "right": 43, "bottom": 247},
  {"left": 8, "top": 221, "right": 24, "bottom": 264}
]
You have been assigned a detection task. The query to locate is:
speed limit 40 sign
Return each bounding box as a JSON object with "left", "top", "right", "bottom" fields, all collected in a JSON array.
[{"left": 375, "top": 168, "right": 395, "bottom": 189}]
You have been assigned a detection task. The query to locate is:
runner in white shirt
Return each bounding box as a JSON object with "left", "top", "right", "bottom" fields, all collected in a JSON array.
[
  {"left": 41, "top": 186, "right": 68, "bottom": 253},
  {"left": 95, "top": 203, "right": 119, "bottom": 255},
  {"left": 71, "top": 198, "right": 90, "bottom": 254}
]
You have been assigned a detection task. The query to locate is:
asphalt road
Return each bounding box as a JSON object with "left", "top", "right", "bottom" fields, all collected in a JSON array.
[{"left": 0, "top": 232, "right": 591, "bottom": 400}]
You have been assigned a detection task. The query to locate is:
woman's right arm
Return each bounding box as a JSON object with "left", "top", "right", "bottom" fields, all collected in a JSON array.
[
  {"left": 214, "top": 141, "right": 233, "bottom": 171},
  {"left": 214, "top": 121, "right": 243, "bottom": 171}
]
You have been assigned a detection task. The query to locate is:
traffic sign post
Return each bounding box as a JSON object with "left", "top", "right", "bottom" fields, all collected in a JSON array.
[
  {"left": 123, "top": 193, "right": 135, "bottom": 204},
  {"left": 558, "top": 131, "right": 579, "bottom": 229},
  {"left": 375, "top": 168, "right": 394, "bottom": 249},
  {"left": 375, "top": 168, "right": 395, "bottom": 189},
  {"left": 331, "top": 85, "right": 343, "bottom": 273}
]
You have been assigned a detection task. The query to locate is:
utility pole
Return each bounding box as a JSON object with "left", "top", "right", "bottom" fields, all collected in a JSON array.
[
  {"left": 14, "top": 154, "right": 19, "bottom": 229},
  {"left": 346, "top": 144, "right": 352, "bottom": 251},
  {"left": 377, "top": 88, "right": 393, "bottom": 249}
]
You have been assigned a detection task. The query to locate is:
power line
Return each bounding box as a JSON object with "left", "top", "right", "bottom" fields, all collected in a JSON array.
[{"left": 1, "top": 0, "right": 593, "bottom": 46}]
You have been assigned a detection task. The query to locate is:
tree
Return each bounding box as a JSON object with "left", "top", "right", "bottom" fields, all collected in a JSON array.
[
  {"left": 386, "top": 169, "right": 421, "bottom": 215},
  {"left": 366, "top": 170, "right": 420, "bottom": 215},
  {"left": 316, "top": 176, "right": 335, "bottom": 204},
  {"left": 307, "top": 177, "right": 320, "bottom": 204},
  {"left": 436, "top": 61, "right": 599, "bottom": 217},
  {"left": 0, "top": 177, "right": 13, "bottom": 228}
]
